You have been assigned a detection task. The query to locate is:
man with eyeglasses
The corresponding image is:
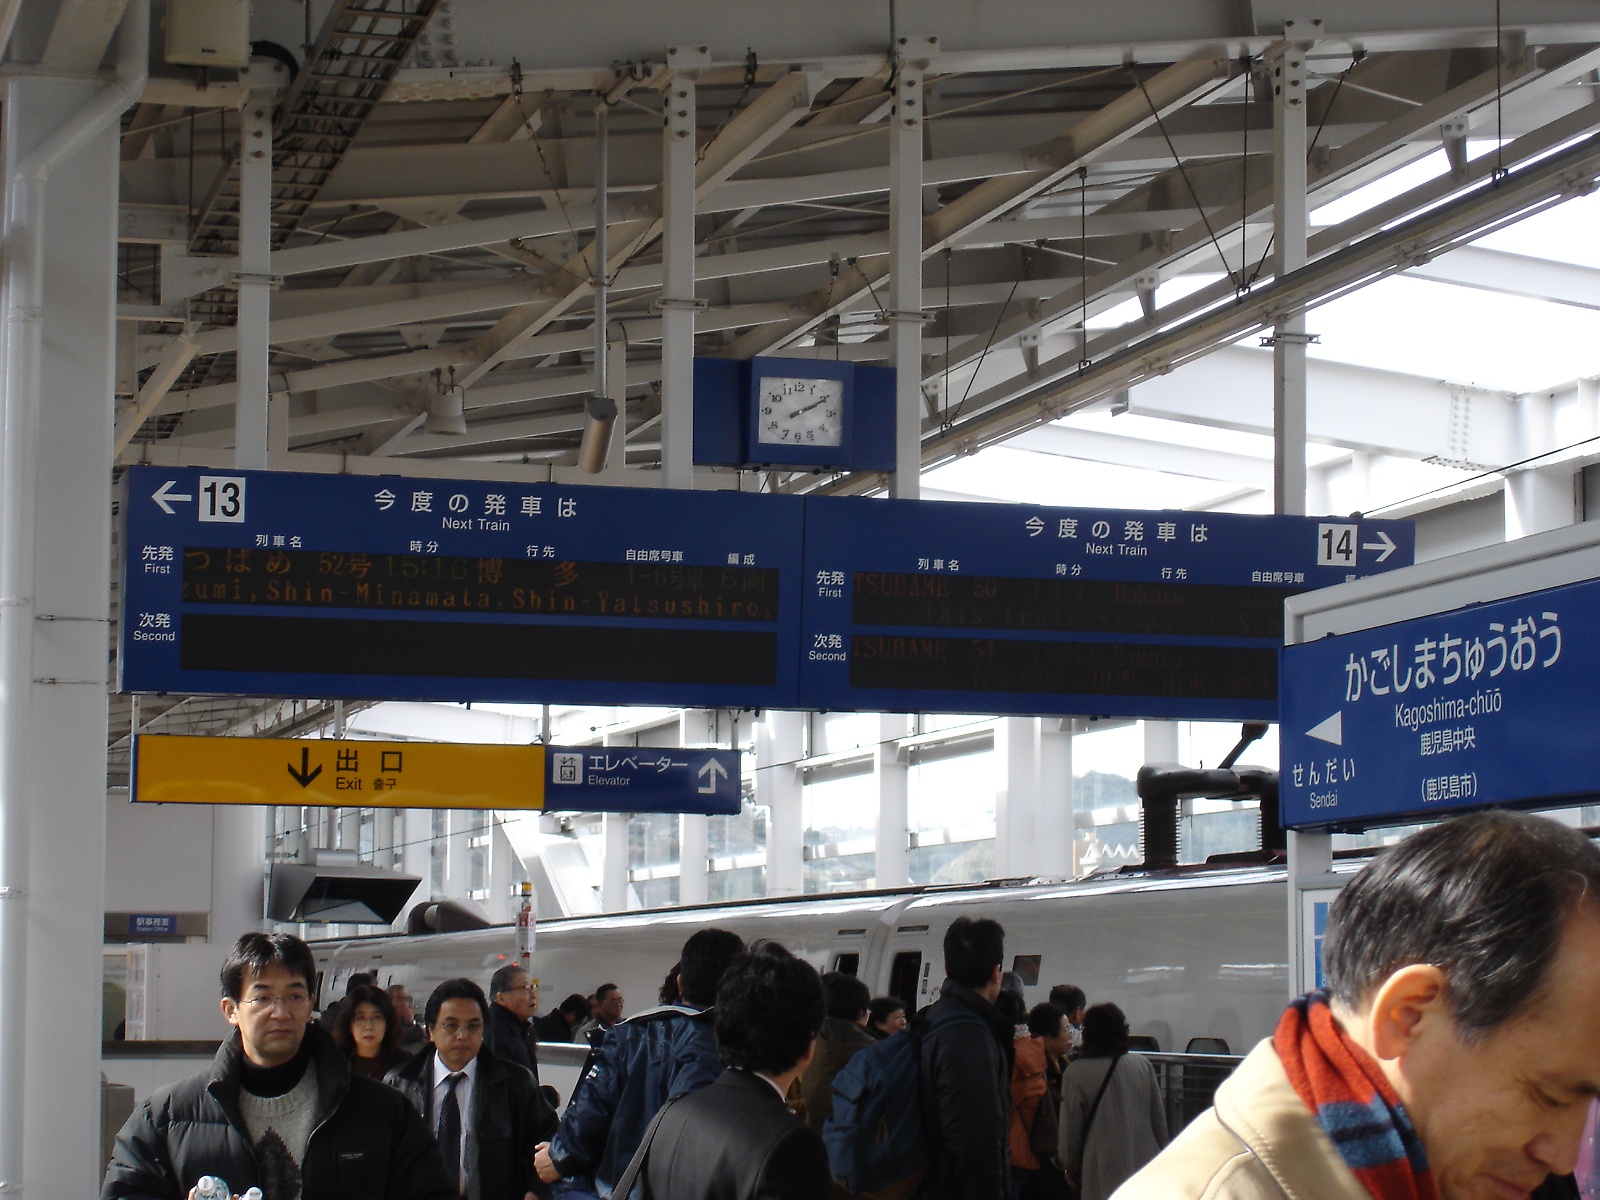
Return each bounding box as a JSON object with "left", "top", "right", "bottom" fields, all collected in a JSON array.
[
  {"left": 388, "top": 978, "right": 555, "bottom": 1200},
  {"left": 389, "top": 983, "right": 430, "bottom": 1056},
  {"left": 486, "top": 965, "right": 542, "bottom": 1087},
  {"left": 102, "top": 932, "right": 453, "bottom": 1200}
]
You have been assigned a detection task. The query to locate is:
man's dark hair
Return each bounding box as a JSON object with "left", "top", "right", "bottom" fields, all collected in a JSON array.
[
  {"left": 1049, "top": 984, "right": 1086, "bottom": 1016},
  {"left": 345, "top": 971, "right": 375, "bottom": 995},
  {"left": 1079, "top": 1002, "right": 1130, "bottom": 1057},
  {"left": 425, "top": 977, "right": 490, "bottom": 1027},
  {"left": 488, "top": 963, "right": 528, "bottom": 1000},
  {"left": 943, "top": 916, "right": 1005, "bottom": 990},
  {"left": 822, "top": 970, "right": 871, "bottom": 1021},
  {"left": 715, "top": 941, "right": 824, "bottom": 1075},
  {"left": 558, "top": 993, "right": 590, "bottom": 1020},
  {"left": 678, "top": 928, "right": 747, "bottom": 1007},
  {"left": 1027, "top": 1002, "right": 1069, "bottom": 1041},
  {"left": 595, "top": 982, "right": 619, "bottom": 1002},
  {"left": 219, "top": 932, "right": 316, "bottom": 1001},
  {"left": 1324, "top": 810, "right": 1600, "bottom": 1041}
]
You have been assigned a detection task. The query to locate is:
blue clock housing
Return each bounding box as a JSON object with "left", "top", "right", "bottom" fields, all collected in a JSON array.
[{"left": 693, "top": 356, "right": 895, "bottom": 471}]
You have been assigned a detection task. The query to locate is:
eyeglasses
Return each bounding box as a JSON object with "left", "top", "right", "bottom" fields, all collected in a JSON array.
[
  {"left": 437, "top": 1021, "right": 484, "bottom": 1038},
  {"left": 505, "top": 983, "right": 536, "bottom": 994},
  {"left": 238, "top": 993, "right": 312, "bottom": 1013},
  {"left": 352, "top": 1014, "right": 386, "bottom": 1026}
]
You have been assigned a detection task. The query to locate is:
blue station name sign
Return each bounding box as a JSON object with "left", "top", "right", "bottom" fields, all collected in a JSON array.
[
  {"left": 1280, "top": 579, "right": 1586, "bottom": 829},
  {"left": 120, "top": 466, "right": 804, "bottom": 710},
  {"left": 801, "top": 497, "right": 1414, "bottom": 720}
]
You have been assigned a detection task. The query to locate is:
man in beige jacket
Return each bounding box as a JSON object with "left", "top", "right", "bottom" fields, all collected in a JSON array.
[{"left": 1116, "top": 810, "right": 1600, "bottom": 1200}]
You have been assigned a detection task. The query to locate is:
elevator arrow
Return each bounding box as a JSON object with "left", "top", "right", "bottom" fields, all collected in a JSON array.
[{"left": 286, "top": 747, "right": 323, "bottom": 788}]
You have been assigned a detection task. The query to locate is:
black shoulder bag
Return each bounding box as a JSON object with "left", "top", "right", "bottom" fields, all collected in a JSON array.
[
  {"left": 1068, "top": 1053, "right": 1124, "bottom": 1188},
  {"left": 609, "top": 1091, "right": 687, "bottom": 1200}
]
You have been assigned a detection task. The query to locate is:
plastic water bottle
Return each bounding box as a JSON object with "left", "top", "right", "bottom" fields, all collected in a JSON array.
[
  {"left": 241, "top": 1189, "right": 262, "bottom": 1200},
  {"left": 193, "top": 1178, "right": 230, "bottom": 1200}
]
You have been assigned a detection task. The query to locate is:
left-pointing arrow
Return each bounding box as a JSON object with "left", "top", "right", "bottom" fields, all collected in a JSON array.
[
  {"left": 287, "top": 747, "right": 323, "bottom": 788},
  {"left": 152, "top": 479, "right": 194, "bottom": 515}
]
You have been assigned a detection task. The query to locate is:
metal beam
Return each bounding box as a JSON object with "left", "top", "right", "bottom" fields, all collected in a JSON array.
[{"left": 1405, "top": 244, "right": 1600, "bottom": 310}]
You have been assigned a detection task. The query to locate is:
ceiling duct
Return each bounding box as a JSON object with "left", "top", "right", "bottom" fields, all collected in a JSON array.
[{"left": 267, "top": 852, "right": 420, "bottom": 925}]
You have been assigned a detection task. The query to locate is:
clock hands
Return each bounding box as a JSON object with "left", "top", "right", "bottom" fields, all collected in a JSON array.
[{"left": 786, "top": 396, "right": 832, "bottom": 420}]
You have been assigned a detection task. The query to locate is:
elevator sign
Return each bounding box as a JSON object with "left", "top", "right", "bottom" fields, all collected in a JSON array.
[{"left": 1280, "top": 577, "right": 1593, "bottom": 830}]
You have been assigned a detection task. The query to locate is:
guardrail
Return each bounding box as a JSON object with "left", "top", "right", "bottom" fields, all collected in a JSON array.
[{"left": 1142, "top": 1051, "right": 1243, "bottom": 1131}]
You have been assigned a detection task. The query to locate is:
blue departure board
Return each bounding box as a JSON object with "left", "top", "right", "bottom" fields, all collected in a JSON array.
[
  {"left": 797, "top": 497, "right": 1415, "bottom": 720},
  {"left": 120, "top": 466, "right": 806, "bottom": 709}
]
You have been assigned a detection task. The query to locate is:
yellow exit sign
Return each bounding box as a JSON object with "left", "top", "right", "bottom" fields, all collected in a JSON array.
[{"left": 133, "top": 735, "right": 544, "bottom": 810}]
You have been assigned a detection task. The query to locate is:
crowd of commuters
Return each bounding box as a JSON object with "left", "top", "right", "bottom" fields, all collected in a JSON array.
[{"left": 100, "top": 809, "right": 1600, "bottom": 1200}]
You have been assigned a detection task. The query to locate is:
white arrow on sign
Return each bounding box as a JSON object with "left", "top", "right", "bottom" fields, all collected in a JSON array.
[
  {"left": 1362, "top": 530, "right": 1397, "bottom": 562},
  {"left": 151, "top": 480, "right": 194, "bottom": 515},
  {"left": 697, "top": 758, "right": 729, "bottom": 794},
  {"left": 1306, "top": 711, "right": 1343, "bottom": 747}
]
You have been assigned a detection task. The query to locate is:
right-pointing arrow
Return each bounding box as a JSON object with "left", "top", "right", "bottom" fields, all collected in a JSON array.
[
  {"left": 1306, "top": 711, "right": 1343, "bottom": 747},
  {"left": 1362, "top": 530, "right": 1397, "bottom": 562}
]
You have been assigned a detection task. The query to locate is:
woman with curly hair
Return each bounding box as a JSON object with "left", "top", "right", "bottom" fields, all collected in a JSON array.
[{"left": 330, "top": 982, "right": 412, "bottom": 1080}]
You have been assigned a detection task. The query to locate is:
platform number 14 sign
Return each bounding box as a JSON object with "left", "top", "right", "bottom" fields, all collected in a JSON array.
[{"left": 1316, "top": 523, "right": 1357, "bottom": 567}]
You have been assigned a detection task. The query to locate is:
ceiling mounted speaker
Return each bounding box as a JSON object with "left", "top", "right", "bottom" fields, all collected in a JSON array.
[{"left": 166, "top": 0, "right": 252, "bottom": 70}]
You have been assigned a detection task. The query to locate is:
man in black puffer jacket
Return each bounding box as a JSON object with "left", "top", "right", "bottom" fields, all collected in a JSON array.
[
  {"left": 917, "top": 916, "right": 1015, "bottom": 1200},
  {"left": 101, "top": 932, "right": 453, "bottom": 1200}
]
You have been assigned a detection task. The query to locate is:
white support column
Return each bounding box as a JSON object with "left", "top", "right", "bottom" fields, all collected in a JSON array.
[
  {"left": 1506, "top": 391, "right": 1573, "bottom": 536},
  {"left": 234, "top": 88, "right": 275, "bottom": 470},
  {"left": 679, "top": 710, "right": 709, "bottom": 905},
  {"left": 212, "top": 804, "right": 267, "bottom": 949},
  {"left": 1286, "top": 829, "right": 1333, "bottom": 995},
  {"left": 887, "top": 38, "right": 934, "bottom": 498},
  {"left": 1143, "top": 719, "right": 1180, "bottom": 765},
  {"left": 874, "top": 714, "right": 914, "bottom": 888},
  {"left": 1269, "top": 20, "right": 1319, "bottom": 516},
  {"left": 759, "top": 710, "right": 805, "bottom": 896},
  {"left": 659, "top": 48, "right": 706, "bottom": 489},
  {"left": 2, "top": 57, "right": 134, "bottom": 1194},
  {"left": 604, "top": 335, "right": 629, "bottom": 479},
  {"left": 602, "top": 812, "right": 630, "bottom": 912},
  {"left": 1038, "top": 722, "right": 1076, "bottom": 877},
  {"left": 995, "top": 718, "right": 1041, "bottom": 878}
]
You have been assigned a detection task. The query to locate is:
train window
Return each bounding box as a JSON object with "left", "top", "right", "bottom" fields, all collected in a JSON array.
[
  {"left": 1011, "top": 955, "right": 1041, "bottom": 986},
  {"left": 889, "top": 951, "right": 922, "bottom": 1009},
  {"left": 833, "top": 952, "right": 860, "bottom": 976}
]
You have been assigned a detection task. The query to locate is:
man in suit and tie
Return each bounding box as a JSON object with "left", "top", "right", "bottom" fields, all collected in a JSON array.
[
  {"left": 388, "top": 978, "right": 556, "bottom": 1200},
  {"left": 634, "top": 941, "right": 830, "bottom": 1200}
]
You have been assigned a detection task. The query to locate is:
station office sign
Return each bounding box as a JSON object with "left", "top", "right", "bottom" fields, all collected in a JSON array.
[
  {"left": 1280, "top": 578, "right": 1588, "bottom": 829},
  {"left": 133, "top": 735, "right": 741, "bottom": 816}
]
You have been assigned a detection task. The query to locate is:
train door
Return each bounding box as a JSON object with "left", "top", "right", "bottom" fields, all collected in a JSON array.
[
  {"left": 827, "top": 927, "right": 869, "bottom": 978},
  {"left": 885, "top": 922, "right": 934, "bottom": 1011}
]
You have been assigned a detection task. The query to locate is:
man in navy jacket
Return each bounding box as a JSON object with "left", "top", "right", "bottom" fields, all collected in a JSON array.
[
  {"left": 637, "top": 941, "right": 830, "bottom": 1200},
  {"left": 535, "top": 928, "right": 744, "bottom": 1199}
]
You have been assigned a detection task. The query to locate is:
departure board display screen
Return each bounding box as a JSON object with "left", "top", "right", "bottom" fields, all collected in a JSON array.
[
  {"left": 121, "top": 467, "right": 805, "bottom": 709},
  {"left": 798, "top": 496, "right": 1415, "bottom": 720}
]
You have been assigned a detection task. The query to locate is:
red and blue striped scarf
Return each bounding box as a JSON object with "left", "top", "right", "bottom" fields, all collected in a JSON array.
[{"left": 1273, "top": 992, "right": 1437, "bottom": 1200}]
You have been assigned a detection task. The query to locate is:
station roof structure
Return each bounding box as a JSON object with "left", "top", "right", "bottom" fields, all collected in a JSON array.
[{"left": 61, "top": 0, "right": 1600, "bottom": 780}]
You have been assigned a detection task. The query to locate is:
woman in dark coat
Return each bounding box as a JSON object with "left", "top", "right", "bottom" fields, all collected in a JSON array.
[{"left": 331, "top": 982, "right": 412, "bottom": 1080}]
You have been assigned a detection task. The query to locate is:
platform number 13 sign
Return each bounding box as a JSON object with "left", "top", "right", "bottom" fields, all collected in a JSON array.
[{"left": 198, "top": 475, "right": 246, "bottom": 523}]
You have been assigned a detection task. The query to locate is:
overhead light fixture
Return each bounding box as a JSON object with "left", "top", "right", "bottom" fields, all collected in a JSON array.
[
  {"left": 425, "top": 367, "right": 467, "bottom": 436},
  {"left": 578, "top": 393, "right": 618, "bottom": 473}
]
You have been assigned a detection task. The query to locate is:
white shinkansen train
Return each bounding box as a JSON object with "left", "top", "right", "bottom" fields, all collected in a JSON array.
[{"left": 314, "top": 861, "right": 1326, "bottom": 1073}]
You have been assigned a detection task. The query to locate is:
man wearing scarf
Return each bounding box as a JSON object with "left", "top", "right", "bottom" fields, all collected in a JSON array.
[{"left": 1115, "top": 810, "right": 1600, "bottom": 1200}]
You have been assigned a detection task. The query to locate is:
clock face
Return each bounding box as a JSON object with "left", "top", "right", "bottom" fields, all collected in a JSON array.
[{"left": 755, "top": 376, "right": 845, "bottom": 448}]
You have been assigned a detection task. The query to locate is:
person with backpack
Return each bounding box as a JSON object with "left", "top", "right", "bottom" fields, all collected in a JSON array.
[
  {"left": 920, "top": 916, "right": 1016, "bottom": 1200},
  {"left": 801, "top": 972, "right": 877, "bottom": 1138}
]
